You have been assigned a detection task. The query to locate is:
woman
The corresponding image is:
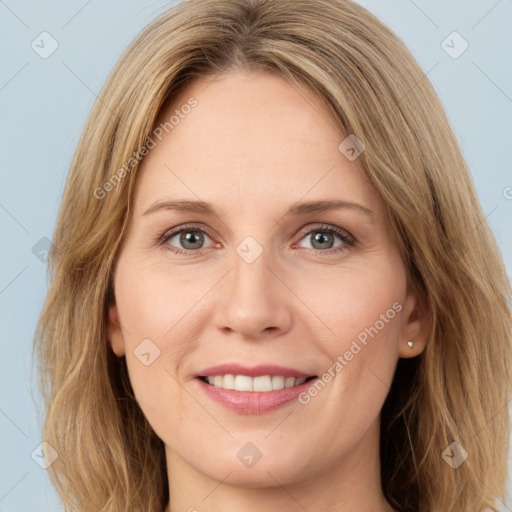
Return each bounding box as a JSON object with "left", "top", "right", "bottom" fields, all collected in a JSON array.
[{"left": 34, "top": 0, "right": 512, "bottom": 511}]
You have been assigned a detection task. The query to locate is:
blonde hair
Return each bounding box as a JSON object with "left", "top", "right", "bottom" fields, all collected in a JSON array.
[{"left": 33, "top": 0, "right": 512, "bottom": 510}]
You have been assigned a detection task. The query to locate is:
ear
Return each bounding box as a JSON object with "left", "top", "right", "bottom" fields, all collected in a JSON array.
[
  {"left": 107, "top": 303, "right": 126, "bottom": 357},
  {"left": 398, "top": 284, "right": 432, "bottom": 358}
]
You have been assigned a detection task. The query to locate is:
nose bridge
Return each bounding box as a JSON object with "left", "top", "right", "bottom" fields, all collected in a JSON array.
[
  {"left": 233, "top": 235, "right": 273, "bottom": 295},
  {"left": 214, "top": 234, "right": 292, "bottom": 338}
]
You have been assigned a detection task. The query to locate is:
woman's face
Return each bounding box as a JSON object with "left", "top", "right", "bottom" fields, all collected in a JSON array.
[{"left": 108, "top": 69, "right": 427, "bottom": 492}]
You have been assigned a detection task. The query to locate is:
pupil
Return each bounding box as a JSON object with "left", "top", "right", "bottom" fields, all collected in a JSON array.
[
  {"left": 312, "top": 231, "right": 333, "bottom": 249},
  {"left": 181, "top": 230, "right": 203, "bottom": 249}
]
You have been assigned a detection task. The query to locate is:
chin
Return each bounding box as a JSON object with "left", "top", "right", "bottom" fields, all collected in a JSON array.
[{"left": 196, "top": 451, "right": 312, "bottom": 488}]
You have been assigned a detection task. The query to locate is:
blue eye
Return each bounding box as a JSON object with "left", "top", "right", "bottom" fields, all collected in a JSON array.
[
  {"left": 160, "top": 224, "right": 215, "bottom": 255},
  {"left": 296, "top": 224, "right": 356, "bottom": 253},
  {"left": 158, "top": 223, "right": 356, "bottom": 256}
]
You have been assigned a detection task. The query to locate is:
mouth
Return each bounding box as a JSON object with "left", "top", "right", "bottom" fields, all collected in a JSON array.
[
  {"left": 194, "top": 363, "right": 320, "bottom": 413},
  {"left": 198, "top": 374, "right": 318, "bottom": 392}
]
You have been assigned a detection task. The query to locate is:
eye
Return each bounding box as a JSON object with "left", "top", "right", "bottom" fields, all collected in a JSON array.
[
  {"left": 159, "top": 224, "right": 215, "bottom": 255},
  {"left": 296, "top": 224, "right": 356, "bottom": 253},
  {"left": 158, "top": 223, "right": 356, "bottom": 256}
]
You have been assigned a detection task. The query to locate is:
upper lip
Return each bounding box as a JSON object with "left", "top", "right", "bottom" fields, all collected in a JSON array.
[{"left": 197, "top": 363, "right": 315, "bottom": 379}]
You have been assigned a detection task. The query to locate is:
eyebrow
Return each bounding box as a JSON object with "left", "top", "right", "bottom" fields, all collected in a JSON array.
[{"left": 142, "top": 199, "right": 374, "bottom": 220}]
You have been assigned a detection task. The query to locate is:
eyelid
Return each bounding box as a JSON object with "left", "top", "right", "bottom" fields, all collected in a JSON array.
[
  {"left": 293, "top": 223, "right": 357, "bottom": 251},
  {"left": 158, "top": 222, "right": 217, "bottom": 245},
  {"left": 295, "top": 223, "right": 354, "bottom": 241}
]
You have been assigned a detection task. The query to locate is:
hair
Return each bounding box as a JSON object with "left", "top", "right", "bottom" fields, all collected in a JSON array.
[{"left": 33, "top": 0, "right": 512, "bottom": 511}]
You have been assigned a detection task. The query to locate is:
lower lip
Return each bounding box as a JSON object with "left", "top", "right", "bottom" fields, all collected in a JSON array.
[{"left": 195, "top": 377, "right": 318, "bottom": 415}]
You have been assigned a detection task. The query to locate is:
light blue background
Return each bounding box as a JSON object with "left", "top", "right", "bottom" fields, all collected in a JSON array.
[{"left": 1, "top": 0, "right": 511, "bottom": 510}]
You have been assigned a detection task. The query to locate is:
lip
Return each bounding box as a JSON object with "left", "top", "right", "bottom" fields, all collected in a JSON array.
[
  {"left": 196, "top": 363, "right": 312, "bottom": 379},
  {"left": 194, "top": 364, "right": 318, "bottom": 415},
  {"left": 195, "top": 376, "right": 319, "bottom": 415}
]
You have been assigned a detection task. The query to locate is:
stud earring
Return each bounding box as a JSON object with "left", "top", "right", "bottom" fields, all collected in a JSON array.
[{"left": 407, "top": 340, "right": 414, "bottom": 348}]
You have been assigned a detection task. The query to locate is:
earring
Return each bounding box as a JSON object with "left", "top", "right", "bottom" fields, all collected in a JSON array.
[{"left": 407, "top": 340, "right": 414, "bottom": 348}]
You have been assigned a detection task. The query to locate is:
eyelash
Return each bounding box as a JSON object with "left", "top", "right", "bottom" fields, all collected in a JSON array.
[{"left": 157, "top": 223, "right": 357, "bottom": 257}]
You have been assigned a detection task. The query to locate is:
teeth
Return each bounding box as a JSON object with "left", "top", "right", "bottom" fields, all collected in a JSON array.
[
  {"left": 203, "top": 374, "right": 309, "bottom": 391},
  {"left": 272, "top": 376, "right": 285, "bottom": 390},
  {"left": 223, "top": 374, "right": 236, "bottom": 389},
  {"left": 235, "top": 375, "right": 253, "bottom": 391}
]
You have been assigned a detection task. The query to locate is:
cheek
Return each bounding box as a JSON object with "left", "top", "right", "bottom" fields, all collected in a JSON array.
[
  {"left": 112, "top": 252, "right": 236, "bottom": 437},
  {"left": 301, "top": 260, "right": 405, "bottom": 351},
  {"left": 114, "top": 253, "right": 213, "bottom": 345},
  {"left": 299, "top": 265, "right": 404, "bottom": 418}
]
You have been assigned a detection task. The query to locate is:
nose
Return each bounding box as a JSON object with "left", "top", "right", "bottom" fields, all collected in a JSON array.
[{"left": 213, "top": 242, "right": 293, "bottom": 340}]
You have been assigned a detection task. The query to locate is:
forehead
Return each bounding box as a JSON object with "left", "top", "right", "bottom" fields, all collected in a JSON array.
[{"left": 132, "top": 70, "right": 380, "bottom": 218}]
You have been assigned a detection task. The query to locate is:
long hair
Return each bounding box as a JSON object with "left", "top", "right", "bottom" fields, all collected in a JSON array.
[{"left": 33, "top": 0, "right": 512, "bottom": 510}]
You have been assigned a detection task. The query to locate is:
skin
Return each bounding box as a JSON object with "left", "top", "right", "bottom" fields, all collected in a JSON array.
[{"left": 108, "top": 69, "right": 431, "bottom": 512}]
